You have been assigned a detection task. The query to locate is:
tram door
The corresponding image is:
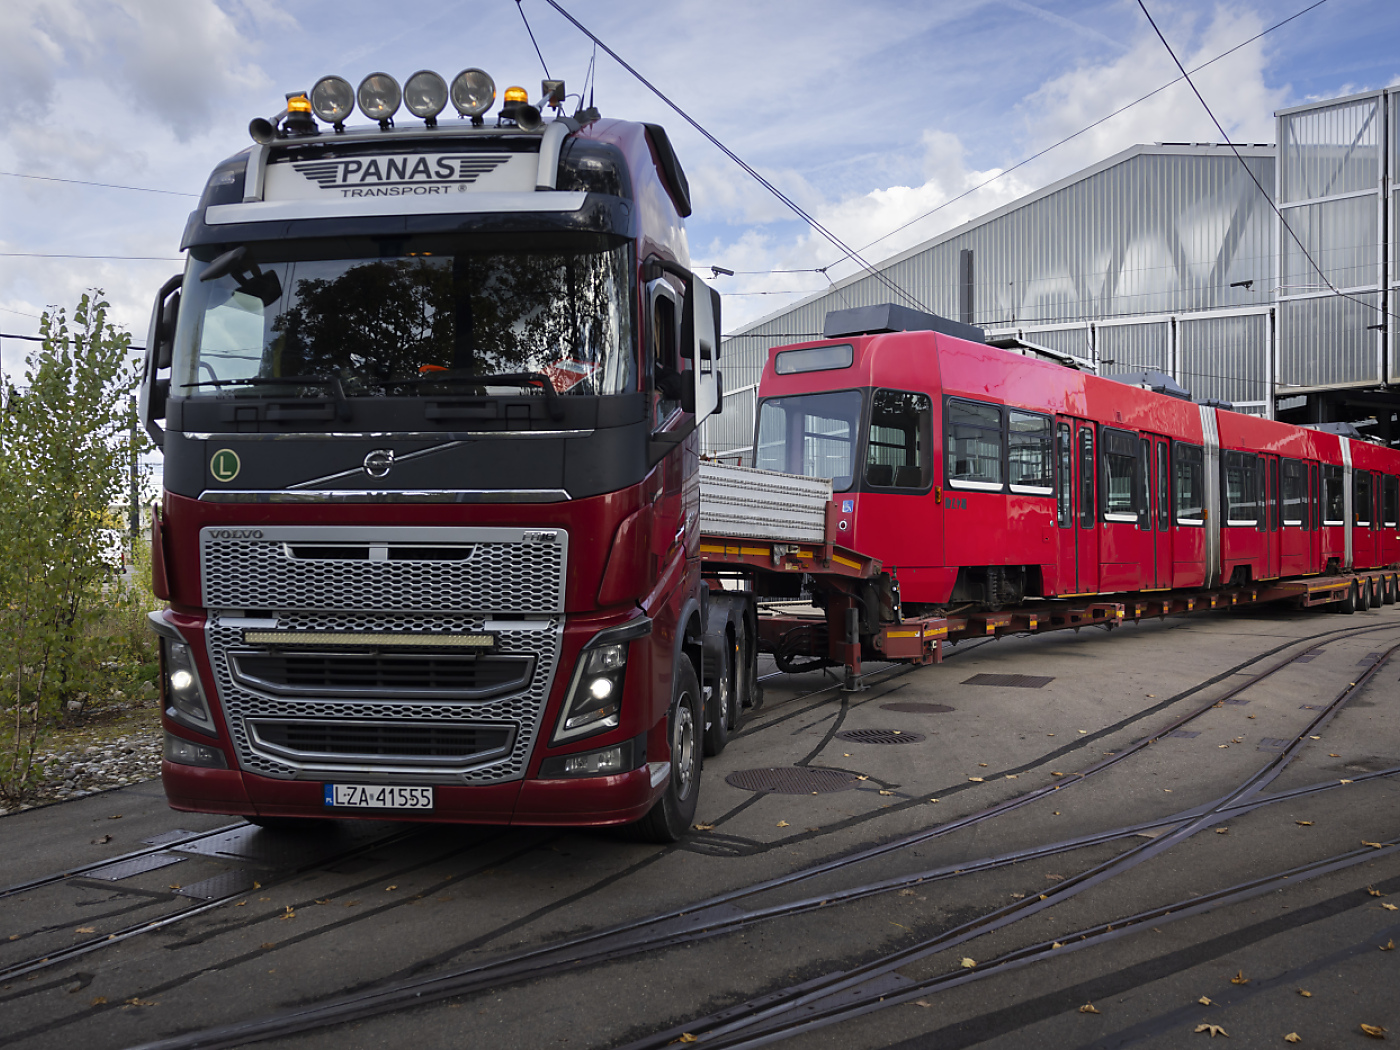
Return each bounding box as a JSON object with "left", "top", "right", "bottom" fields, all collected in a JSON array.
[
  {"left": 1261, "top": 454, "right": 1281, "bottom": 580},
  {"left": 1148, "top": 436, "right": 1171, "bottom": 589},
  {"left": 1309, "top": 462, "right": 1323, "bottom": 573},
  {"left": 1073, "top": 420, "right": 1100, "bottom": 594}
]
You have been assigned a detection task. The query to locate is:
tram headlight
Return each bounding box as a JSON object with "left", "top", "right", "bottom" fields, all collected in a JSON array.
[
  {"left": 552, "top": 618, "right": 651, "bottom": 744},
  {"left": 357, "top": 72, "right": 401, "bottom": 122},
  {"left": 450, "top": 68, "right": 496, "bottom": 117},
  {"left": 404, "top": 70, "right": 448, "bottom": 120},
  {"left": 310, "top": 75, "right": 355, "bottom": 124}
]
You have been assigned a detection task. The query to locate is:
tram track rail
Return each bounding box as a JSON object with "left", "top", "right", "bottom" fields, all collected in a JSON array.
[{"left": 105, "top": 619, "right": 1400, "bottom": 1050}]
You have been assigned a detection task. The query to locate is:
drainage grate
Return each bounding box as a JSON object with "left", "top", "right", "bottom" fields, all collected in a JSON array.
[
  {"left": 1166, "top": 730, "right": 1201, "bottom": 739},
  {"left": 1257, "top": 737, "right": 1291, "bottom": 753},
  {"left": 834, "top": 729, "right": 926, "bottom": 745},
  {"left": 880, "top": 702, "right": 954, "bottom": 714},
  {"left": 86, "top": 853, "right": 185, "bottom": 881},
  {"left": 961, "top": 674, "right": 1054, "bottom": 688},
  {"left": 724, "top": 767, "right": 860, "bottom": 794}
]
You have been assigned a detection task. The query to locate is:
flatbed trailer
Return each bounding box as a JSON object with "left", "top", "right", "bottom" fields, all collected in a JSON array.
[{"left": 697, "top": 462, "right": 1400, "bottom": 692}]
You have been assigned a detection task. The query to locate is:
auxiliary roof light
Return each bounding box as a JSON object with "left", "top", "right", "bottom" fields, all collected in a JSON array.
[
  {"left": 357, "top": 72, "right": 402, "bottom": 124},
  {"left": 310, "top": 75, "right": 355, "bottom": 127},
  {"left": 450, "top": 68, "right": 496, "bottom": 122},
  {"left": 404, "top": 69, "right": 449, "bottom": 123}
]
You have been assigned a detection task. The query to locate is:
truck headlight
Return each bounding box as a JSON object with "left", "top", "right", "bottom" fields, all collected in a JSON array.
[
  {"left": 163, "top": 636, "right": 216, "bottom": 735},
  {"left": 551, "top": 617, "right": 651, "bottom": 745}
]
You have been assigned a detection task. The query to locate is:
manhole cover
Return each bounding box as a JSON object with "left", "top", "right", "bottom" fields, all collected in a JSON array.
[
  {"left": 724, "top": 767, "right": 860, "bottom": 794},
  {"left": 834, "top": 729, "right": 926, "bottom": 745},
  {"left": 961, "top": 674, "right": 1054, "bottom": 688},
  {"left": 880, "top": 702, "right": 954, "bottom": 714}
]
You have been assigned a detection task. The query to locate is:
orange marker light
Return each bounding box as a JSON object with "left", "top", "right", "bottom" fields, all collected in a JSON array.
[
  {"left": 504, "top": 85, "right": 529, "bottom": 104},
  {"left": 287, "top": 94, "right": 312, "bottom": 114}
]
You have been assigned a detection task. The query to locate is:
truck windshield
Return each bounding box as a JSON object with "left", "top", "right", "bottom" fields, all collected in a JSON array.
[
  {"left": 174, "top": 235, "right": 634, "bottom": 398},
  {"left": 754, "top": 391, "right": 862, "bottom": 490}
]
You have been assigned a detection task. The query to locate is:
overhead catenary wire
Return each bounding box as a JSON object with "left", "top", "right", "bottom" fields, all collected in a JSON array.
[
  {"left": 515, "top": 0, "right": 552, "bottom": 80},
  {"left": 0, "top": 170, "right": 198, "bottom": 197},
  {"left": 1133, "top": 0, "right": 1398, "bottom": 329},
  {"left": 537, "top": 0, "right": 932, "bottom": 315}
]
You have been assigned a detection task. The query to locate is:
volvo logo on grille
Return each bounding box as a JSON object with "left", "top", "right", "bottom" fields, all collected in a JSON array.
[
  {"left": 209, "top": 529, "right": 264, "bottom": 539},
  {"left": 363, "top": 449, "right": 395, "bottom": 478}
]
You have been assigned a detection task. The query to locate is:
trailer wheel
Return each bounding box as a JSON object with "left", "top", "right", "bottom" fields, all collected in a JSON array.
[
  {"left": 702, "top": 632, "right": 734, "bottom": 757},
  {"left": 626, "top": 656, "right": 703, "bottom": 843},
  {"left": 1339, "top": 580, "right": 1358, "bottom": 614},
  {"left": 1383, "top": 575, "right": 1396, "bottom": 605},
  {"left": 1359, "top": 578, "right": 1372, "bottom": 612}
]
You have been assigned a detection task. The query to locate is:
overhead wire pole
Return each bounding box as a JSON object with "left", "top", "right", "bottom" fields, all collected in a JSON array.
[{"left": 536, "top": 0, "right": 931, "bottom": 313}]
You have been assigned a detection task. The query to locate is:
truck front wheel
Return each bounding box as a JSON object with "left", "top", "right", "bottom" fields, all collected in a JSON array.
[{"left": 627, "top": 656, "right": 703, "bottom": 843}]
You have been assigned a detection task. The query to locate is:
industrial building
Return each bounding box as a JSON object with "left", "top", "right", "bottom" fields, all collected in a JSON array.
[{"left": 704, "top": 89, "right": 1400, "bottom": 460}]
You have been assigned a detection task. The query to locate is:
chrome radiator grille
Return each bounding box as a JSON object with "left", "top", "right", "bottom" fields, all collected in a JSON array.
[
  {"left": 200, "top": 526, "right": 565, "bottom": 613},
  {"left": 199, "top": 526, "right": 567, "bottom": 783}
]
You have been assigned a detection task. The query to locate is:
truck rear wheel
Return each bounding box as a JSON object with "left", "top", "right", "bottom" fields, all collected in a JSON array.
[
  {"left": 1384, "top": 575, "right": 1396, "bottom": 605},
  {"left": 627, "top": 656, "right": 703, "bottom": 843},
  {"left": 1339, "top": 580, "right": 1358, "bottom": 614},
  {"left": 703, "top": 633, "right": 734, "bottom": 757},
  {"left": 1358, "top": 578, "right": 1372, "bottom": 612}
]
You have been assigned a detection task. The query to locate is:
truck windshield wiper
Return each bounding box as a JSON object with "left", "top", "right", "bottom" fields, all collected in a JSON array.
[
  {"left": 391, "top": 371, "right": 565, "bottom": 421},
  {"left": 180, "top": 375, "right": 351, "bottom": 420}
]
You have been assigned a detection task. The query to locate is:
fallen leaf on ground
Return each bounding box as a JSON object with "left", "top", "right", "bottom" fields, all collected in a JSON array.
[
  {"left": 856, "top": 775, "right": 869, "bottom": 781},
  {"left": 91, "top": 835, "right": 111, "bottom": 844},
  {"left": 1382, "top": 904, "right": 1398, "bottom": 912},
  {"left": 1231, "top": 970, "right": 1249, "bottom": 984},
  {"left": 1052, "top": 941, "right": 1064, "bottom": 949},
  {"left": 385, "top": 885, "right": 398, "bottom": 891},
  {"left": 968, "top": 777, "right": 984, "bottom": 783},
  {"left": 1297, "top": 989, "right": 1312, "bottom": 997},
  {"left": 1006, "top": 774, "right": 1018, "bottom": 779},
  {"left": 1199, "top": 997, "right": 1213, "bottom": 1006},
  {"left": 1194, "top": 1023, "right": 1228, "bottom": 1037},
  {"left": 125, "top": 998, "right": 158, "bottom": 1007},
  {"left": 90, "top": 996, "right": 106, "bottom": 1005},
  {"left": 1052, "top": 772, "right": 1064, "bottom": 777},
  {"left": 1329, "top": 753, "right": 1341, "bottom": 758},
  {"left": 234, "top": 900, "right": 246, "bottom": 907},
  {"left": 1216, "top": 828, "right": 1229, "bottom": 834},
  {"left": 1079, "top": 1003, "right": 1100, "bottom": 1014},
  {"left": 1045, "top": 874, "right": 1065, "bottom": 881},
  {"left": 1340, "top": 779, "right": 1354, "bottom": 784},
  {"left": 898, "top": 889, "right": 916, "bottom": 897},
  {"left": 1078, "top": 730, "right": 1088, "bottom": 735},
  {"left": 1010, "top": 892, "right": 1026, "bottom": 899},
  {"left": 677, "top": 1035, "right": 698, "bottom": 1044},
  {"left": 1368, "top": 887, "right": 1385, "bottom": 896},
  {"left": 1360, "top": 1024, "right": 1386, "bottom": 1038},
  {"left": 108, "top": 814, "right": 122, "bottom": 820},
  {"left": 1297, "top": 821, "right": 1314, "bottom": 827},
  {"left": 261, "top": 942, "right": 275, "bottom": 949},
  {"left": 75, "top": 927, "right": 95, "bottom": 934},
  {"left": 1362, "top": 842, "right": 1384, "bottom": 849},
  {"left": 978, "top": 762, "right": 988, "bottom": 767},
  {"left": 1285, "top": 1034, "right": 1301, "bottom": 1043},
  {"left": 775, "top": 821, "right": 789, "bottom": 828},
  {"left": 692, "top": 824, "right": 714, "bottom": 831},
  {"left": 960, "top": 957, "right": 976, "bottom": 968},
  {"left": 1218, "top": 745, "right": 1229, "bottom": 749},
  {"left": 913, "top": 1000, "right": 932, "bottom": 1008},
  {"left": 879, "top": 790, "right": 894, "bottom": 796},
  {"left": 1381, "top": 939, "right": 1395, "bottom": 951},
  {"left": 1309, "top": 735, "right": 1320, "bottom": 740}
]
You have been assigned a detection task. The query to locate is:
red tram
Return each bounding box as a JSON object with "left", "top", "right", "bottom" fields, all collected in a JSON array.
[{"left": 752, "top": 307, "right": 1400, "bottom": 616}]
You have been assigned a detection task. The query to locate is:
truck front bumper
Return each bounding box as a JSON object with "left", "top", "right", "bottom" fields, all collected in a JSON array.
[{"left": 162, "top": 761, "right": 660, "bottom": 827}]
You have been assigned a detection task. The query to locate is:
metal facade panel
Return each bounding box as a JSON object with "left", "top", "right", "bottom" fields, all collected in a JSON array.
[
  {"left": 1098, "top": 321, "right": 1170, "bottom": 374},
  {"left": 1282, "top": 195, "right": 1379, "bottom": 290},
  {"left": 1178, "top": 313, "right": 1268, "bottom": 405},
  {"left": 1278, "top": 291, "right": 1382, "bottom": 388},
  {"left": 1279, "top": 95, "right": 1382, "bottom": 203}
]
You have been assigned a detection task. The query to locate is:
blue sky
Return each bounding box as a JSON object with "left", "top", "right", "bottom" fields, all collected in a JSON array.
[{"left": 1, "top": 0, "right": 1398, "bottom": 379}]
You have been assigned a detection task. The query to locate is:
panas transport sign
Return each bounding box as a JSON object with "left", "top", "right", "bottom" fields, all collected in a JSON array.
[{"left": 264, "top": 151, "right": 536, "bottom": 200}]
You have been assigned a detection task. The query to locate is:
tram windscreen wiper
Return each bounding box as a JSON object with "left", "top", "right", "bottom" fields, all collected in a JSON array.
[{"left": 391, "top": 371, "right": 565, "bottom": 421}]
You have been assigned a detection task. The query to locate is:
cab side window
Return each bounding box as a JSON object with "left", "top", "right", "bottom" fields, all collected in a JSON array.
[
  {"left": 650, "top": 288, "right": 680, "bottom": 427},
  {"left": 865, "top": 389, "right": 930, "bottom": 489}
]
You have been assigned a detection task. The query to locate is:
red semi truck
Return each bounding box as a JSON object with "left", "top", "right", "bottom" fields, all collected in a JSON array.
[{"left": 139, "top": 71, "right": 746, "bottom": 841}]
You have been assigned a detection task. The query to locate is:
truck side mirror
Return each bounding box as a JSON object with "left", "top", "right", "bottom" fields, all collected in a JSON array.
[
  {"left": 139, "top": 273, "right": 182, "bottom": 447},
  {"left": 682, "top": 272, "right": 721, "bottom": 420}
]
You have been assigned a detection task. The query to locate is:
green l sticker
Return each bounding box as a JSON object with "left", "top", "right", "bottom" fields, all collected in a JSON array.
[{"left": 210, "top": 448, "right": 241, "bottom": 482}]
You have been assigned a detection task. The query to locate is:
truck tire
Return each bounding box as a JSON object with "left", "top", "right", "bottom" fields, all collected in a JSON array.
[
  {"left": 1384, "top": 574, "right": 1396, "bottom": 605},
  {"left": 1358, "top": 578, "right": 1372, "bottom": 612},
  {"left": 627, "top": 656, "right": 703, "bottom": 843},
  {"left": 703, "top": 632, "right": 734, "bottom": 757},
  {"left": 1339, "top": 580, "right": 1358, "bottom": 614}
]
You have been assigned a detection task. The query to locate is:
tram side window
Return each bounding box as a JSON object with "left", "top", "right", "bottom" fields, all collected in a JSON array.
[
  {"left": 1223, "top": 450, "right": 1260, "bottom": 527},
  {"left": 1354, "top": 470, "right": 1372, "bottom": 526},
  {"left": 1078, "top": 428, "right": 1095, "bottom": 528},
  {"left": 1008, "top": 410, "right": 1053, "bottom": 494},
  {"left": 1174, "top": 442, "right": 1204, "bottom": 526},
  {"left": 1384, "top": 475, "right": 1400, "bottom": 528},
  {"left": 1322, "top": 465, "right": 1344, "bottom": 525},
  {"left": 1101, "top": 428, "right": 1138, "bottom": 522},
  {"left": 945, "top": 398, "right": 1003, "bottom": 490},
  {"left": 1055, "top": 423, "right": 1072, "bottom": 528},
  {"left": 1156, "top": 442, "right": 1169, "bottom": 531},
  {"left": 754, "top": 391, "right": 862, "bottom": 490},
  {"left": 1281, "top": 459, "right": 1307, "bottom": 528},
  {"left": 865, "top": 389, "right": 930, "bottom": 489}
]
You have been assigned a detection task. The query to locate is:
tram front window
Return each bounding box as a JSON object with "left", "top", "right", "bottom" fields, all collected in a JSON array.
[{"left": 755, "top": 391, "right": 862, "bottom": 490}]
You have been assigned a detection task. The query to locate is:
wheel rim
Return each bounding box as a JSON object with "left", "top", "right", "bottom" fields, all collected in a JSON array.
[{"left": 673, "top": 693, "right": 697, "bottom": 801}]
